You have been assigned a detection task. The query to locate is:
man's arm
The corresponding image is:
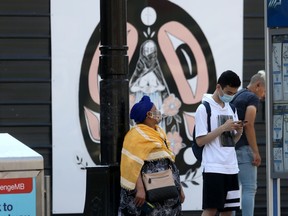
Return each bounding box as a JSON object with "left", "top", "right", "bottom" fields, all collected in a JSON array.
[
  {"left": 245, "top": 105, "right": 261, "bottom": 166},
  {"left": 196, "top": 119, "right": 242, "bottom": 147},
  {"left": 196, "top": 125, "right": 225, "bottom": 147}
]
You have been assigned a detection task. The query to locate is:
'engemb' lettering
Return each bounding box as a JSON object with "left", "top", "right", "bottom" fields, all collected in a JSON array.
[
  {"left": 0, "top": 178, "right": 33, "bottom": 194},
  {"left": 0, "top": 183, "right": 25, "bottom": 192}
]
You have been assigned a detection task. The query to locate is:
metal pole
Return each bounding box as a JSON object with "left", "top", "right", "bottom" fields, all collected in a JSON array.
[
  {"left": 88, "top": 0, "right": 128, "bottom": 215},
  {"left": 99, "top": 0, "right": 129, "bottom": 165},
  {"left": 265, "top": 1, "right": 280, "bottom": 215}
]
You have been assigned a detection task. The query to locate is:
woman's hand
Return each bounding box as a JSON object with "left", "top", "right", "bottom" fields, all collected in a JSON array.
[
  {"left": 134, "top": 174, "right": 146, "bottom": 207},
  {"left": 180, "top": 187, "right": 185, "bottom": 203},
  {"left": 134, "top": 187, "right": 146, "bottom": 207}
]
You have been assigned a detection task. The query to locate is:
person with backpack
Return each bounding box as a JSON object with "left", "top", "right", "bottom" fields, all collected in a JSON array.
[
  {"left": 194, "top": 70, "right": 243, "bottom": 216},
  {"left": 231, "top": 70, "right": 265, "bottom": 216}
]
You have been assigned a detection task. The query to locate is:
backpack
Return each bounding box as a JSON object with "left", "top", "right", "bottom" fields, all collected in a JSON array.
[{"left": 191, "top": 101, "right": 236, "bottom": 162}]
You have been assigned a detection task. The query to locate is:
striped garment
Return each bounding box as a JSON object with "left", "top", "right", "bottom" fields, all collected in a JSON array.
[{"left": 120, "top": 124, "right": 175, "bottom": 190}]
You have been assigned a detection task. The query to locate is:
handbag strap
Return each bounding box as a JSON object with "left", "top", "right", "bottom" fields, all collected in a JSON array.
[{"left": 163, "top": 139, "right": 169, "bottom": 149}]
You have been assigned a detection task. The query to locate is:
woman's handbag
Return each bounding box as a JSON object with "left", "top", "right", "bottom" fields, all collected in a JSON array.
[{"left": 142, "top": 168, "right": 179, "bottom": 202}]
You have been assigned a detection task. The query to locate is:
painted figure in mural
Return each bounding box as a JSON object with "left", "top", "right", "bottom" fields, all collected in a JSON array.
[
  {"left": 119, "top": 95, "right": 185, "bottom": 216},
  {"left": 129, "top": 39, "right": 169, "bottom": 129},
  {"left": 231, "top": 70, "right": 265, "bottom": 216},
  {"left": 130, "top": 40, "right": 169, "bottom": 103},
  {"left": 194, "top": 70, "right": 242, "bottom": 216}
]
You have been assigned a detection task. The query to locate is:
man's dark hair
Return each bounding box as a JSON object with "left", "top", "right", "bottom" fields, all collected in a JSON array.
[{"left": 217, "top": 70, "right": 241, "bottom": 88}]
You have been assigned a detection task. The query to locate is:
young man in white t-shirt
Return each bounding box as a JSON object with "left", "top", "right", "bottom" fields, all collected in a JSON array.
[{"left": 195, "top": 70, "right": 243, "bottom": 216}]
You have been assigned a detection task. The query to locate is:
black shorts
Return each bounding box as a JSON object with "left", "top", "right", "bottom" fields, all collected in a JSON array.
[{"left": 202, "top": 172, "right": 240, "bottom": 212}]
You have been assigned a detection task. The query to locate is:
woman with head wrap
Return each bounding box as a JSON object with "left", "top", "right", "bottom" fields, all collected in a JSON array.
[{"left": 119, "top": 96, "right": 185, "bottom": 216}]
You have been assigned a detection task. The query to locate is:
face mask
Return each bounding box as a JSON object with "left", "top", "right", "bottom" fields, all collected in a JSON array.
[
  {"left": 219, "top": 88, "right": 234, "bottom": 103},
  {"left": 149, "top": 110, "right": 162, "bottom": 123}
]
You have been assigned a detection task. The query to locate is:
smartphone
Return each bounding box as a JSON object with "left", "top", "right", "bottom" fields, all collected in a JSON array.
[
  {"left": 237, "top": 120, "right": 248, "bottom": 126},
  {"left": 242, "top": 120, "right": 248, "bottom": 126},
  {"left": 140, "top": 201, "right": 155, "bottom": 214},
  {"left": 234, "top": 121, "right": 248, "bottom": 126}
]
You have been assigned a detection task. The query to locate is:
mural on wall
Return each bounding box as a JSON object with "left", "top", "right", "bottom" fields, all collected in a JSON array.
[
  {"left": 79, "top": 0, "right": 216, "bottom": 182},
  {"left": 52, "top": 0, "right": 243, "bottom": 213}
]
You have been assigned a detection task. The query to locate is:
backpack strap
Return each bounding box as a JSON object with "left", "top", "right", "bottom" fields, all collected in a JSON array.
[{"left": 202, "top": 101, "right": 211, "bottom": 132}]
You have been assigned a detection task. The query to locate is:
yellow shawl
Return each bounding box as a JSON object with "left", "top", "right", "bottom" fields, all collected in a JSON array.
[{"left": 120, "top": 124, "right": 175, "bottom": 190}]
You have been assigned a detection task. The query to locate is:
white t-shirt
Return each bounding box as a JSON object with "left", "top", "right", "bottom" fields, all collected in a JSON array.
[{"left": 195, "top": 94, "right": 239, "bottom": 174}]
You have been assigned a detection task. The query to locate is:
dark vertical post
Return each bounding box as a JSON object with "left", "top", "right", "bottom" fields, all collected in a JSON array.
[
  {"left": 84, "top": 1, "right": 128, "bottom": 215},
  {"left": 99, "top": 0, "right": 129, "bottom": 165},
  {"left": 89, "top": 0, "right": 128, "bottom": 215}
]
